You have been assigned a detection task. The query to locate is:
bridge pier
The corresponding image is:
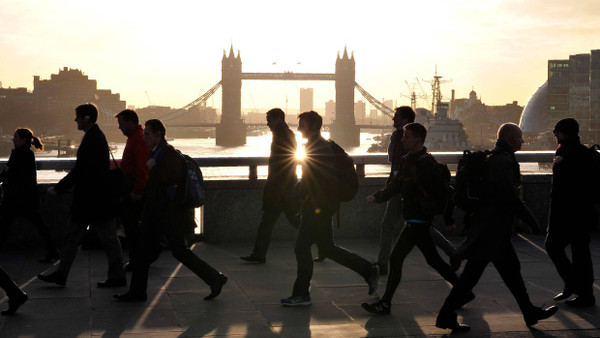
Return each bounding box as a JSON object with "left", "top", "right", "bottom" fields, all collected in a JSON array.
[
  {"left": 216, "top": 121, "right": 246, "bottom": 146},
  {"left": 329, "top": 122, "right": 360, "bottom": 148}
]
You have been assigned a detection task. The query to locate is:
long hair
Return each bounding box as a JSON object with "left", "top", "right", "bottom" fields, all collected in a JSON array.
[{"left": 15, "top": 128, "right": 44, "bottom": 150}]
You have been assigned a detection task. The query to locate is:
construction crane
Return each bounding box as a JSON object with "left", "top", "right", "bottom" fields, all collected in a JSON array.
[{"left": 145, "top": 91, "right": 153, "bottom": 106}]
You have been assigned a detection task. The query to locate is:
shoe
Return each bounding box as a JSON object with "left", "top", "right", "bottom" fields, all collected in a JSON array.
[
  {"left": 553, "top": 288, "right": 574, "bottom": 301},
  {"left": 113, "top": 292, "right": 147, "bottom": 302},
  {"left": 97, "top": 277, "right": 127, "bottom": 288},
  {"left": 1, "top": 292, "right": 28, "bottom": 316},
  {"left": 313, "top": 256, "right": 326, "bottom": 262},
  {"left": 361, "top": 300, "right": 391, "bottom": 314},
  {"left": 458, "top": 291, "right": 476, "bottom": 308},
  {"left": 378, "top": 264, "right": 388, "bottom": 276},
  {"left": 435, "top": 316, "right": 470, "bottom": 332},
  {"left": 366, "top": 265, "right": 379, "bottom": 296},
  {"left": 37, "top": 272, "right": 66, "bottom": 286},
  {"left": 280, "top": 295, "right": 312, "bottom": 306},
  {"left": 524, "top": 305, "right": 559, "bottom": 326},
  {"left": 204, "top": 273, "right": 227, "bottom": 300},
  {"left": 240, "top": 255, "right": 266, "bottom": 264},
  {"left": 565, "top": 295, "right": 596, "bottom": 307}
]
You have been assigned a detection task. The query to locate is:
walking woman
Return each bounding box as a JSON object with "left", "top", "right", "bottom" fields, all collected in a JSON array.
[{"left": 0, "top": 128, "right": 59, "bottom": 262}]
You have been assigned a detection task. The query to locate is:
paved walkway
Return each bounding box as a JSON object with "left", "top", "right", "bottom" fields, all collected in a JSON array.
[{"left": 0, "top": 233, "right": 599, "bottom": 337}]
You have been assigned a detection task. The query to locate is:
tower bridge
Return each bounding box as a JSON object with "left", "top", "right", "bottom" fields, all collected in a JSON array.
[{"left": 161, "top": 46, "right": 395, "bottom": 147}]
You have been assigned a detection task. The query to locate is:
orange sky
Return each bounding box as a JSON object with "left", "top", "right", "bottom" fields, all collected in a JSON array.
[{"left": 1, "top": 0, "right": 599, "bottom": 112}]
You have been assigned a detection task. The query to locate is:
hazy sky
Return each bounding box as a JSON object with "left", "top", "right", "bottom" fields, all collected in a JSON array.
[{"left": 1, "top": 0, "right": 599, "bottom": 113}]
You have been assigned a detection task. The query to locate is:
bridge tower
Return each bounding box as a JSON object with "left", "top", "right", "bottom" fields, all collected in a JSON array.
[
  {"left": 330, "top": 47, "right": 360, "bottom": 147},
  {"left": 217, "top": 46, "right": 246, "bottom": 146}
]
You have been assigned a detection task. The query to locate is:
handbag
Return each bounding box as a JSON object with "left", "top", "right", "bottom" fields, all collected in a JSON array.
[{"left": 108, "top": 151, "right": 129, "bottom": 200}]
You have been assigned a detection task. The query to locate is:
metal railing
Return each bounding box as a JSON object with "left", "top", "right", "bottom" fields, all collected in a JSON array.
[{"left": 0, "top": 151, "right": 556, "bottom": 181}]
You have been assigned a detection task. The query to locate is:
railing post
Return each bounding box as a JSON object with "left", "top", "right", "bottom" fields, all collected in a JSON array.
[
  {"left": 249, "top": 164, "right": 258, "bottom": 181},
  {"left": 355, "top": 163, "right": 365, "bottom": 178}
]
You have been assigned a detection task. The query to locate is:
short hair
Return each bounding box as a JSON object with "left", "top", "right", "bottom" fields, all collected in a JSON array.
[
  {"left": 144, "top": 119, "right": 166, "bottom": 138},
  {"left": 497, "top": 123, "right": 521, "bottom": 141},
  {"left": 297, "top": 110, "right": 322, "bottom": 131},
  {"left": 267, "top": 108, "right": 285, "bottom": 121},
  {"left": 75, "top": 103, "right": 98, "bottom": 123},
  {"left": 403, "top": 122, "right": 427, "bottom": 142},
  {"left": 395, "top": 106, "right": 416, "bottom": 123},
  {"left": 115, "top": 109, "right": 139, "bottom": 124}
]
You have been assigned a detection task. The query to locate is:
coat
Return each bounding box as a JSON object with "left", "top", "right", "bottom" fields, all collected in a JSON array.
[
  {"left": 54, "top": 124, "right": 116, "bottom": 224},
  {"left": 262, "top": 122, "right": 297, "bottom": 211},
  {"left": 300, "top": 134, "right": 338, "bottom": 211},
  {"left": 0, "top": 144, "right": 40, "bottom": 214},
  {"left": 142, "top": 140, "right": 196, "bottom": 235}
]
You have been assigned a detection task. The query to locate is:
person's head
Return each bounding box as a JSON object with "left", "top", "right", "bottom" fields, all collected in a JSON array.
[
  {"left": 402, "top": 122, "right": 427, "bottom": 153},
  {"left": 553, "top": 118, "right": 579, "bottom": 144},
  {"left": 497, "top": 123, "right": 524, "bottom": 152},
  {"left": 13, "top": 128, "right": 44, "bottom": 150},
  {"left": 74, "top": 103, "right": 98, "bottom": 131},
  {"left": 115, "top": 109, "right": 140, "bottom": 136},
  {"left": 144, "top": 119, "right": 166, "bottom": 148},
  {"left": 266, "top": 108, "right": 285, "bottom": 131},
  {"left": 297, "top": 110, "right": 322, "bottom": 139},
  {"left": 393, "top": 106, "right": 416, "bottom": 129}
]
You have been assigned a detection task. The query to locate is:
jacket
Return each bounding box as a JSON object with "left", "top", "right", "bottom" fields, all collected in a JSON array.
[
  {"left": 120, "top": 124, "right": 149, "bottom": 195},
  {"left": 548, "top": 138, "right": 596, "bottom": 231},
  {"left": 373, "top": 147, "right": 443, "bottom": 222},
  {"left": 0, "top": 144, "right": 39, "bottom": 214},
  {"left": 142, "top": 140, "right": 196, "bottom": 235},
  {"left": 54, "top": 124, "right": 116, "bottom": 224},
  {"left": 263, "top": 122, "right": 297, "bottom": 211},
  {"left": 386, "top": 128, "right": 407, "bottom": 185},
  {"left": 300, "top": 134, "right": 338, "bottom": 211}
]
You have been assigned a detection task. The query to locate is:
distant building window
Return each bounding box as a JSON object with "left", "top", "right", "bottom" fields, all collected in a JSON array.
[{"left": 550, "top": 106, "right": 556, "bottom": 110}]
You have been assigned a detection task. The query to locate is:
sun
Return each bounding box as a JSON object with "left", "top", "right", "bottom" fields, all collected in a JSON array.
[{"left": 295, "top": 148, "right": 306, "bottom": 160}]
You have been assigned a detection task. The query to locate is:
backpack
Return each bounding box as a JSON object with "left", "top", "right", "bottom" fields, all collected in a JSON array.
[
  {"left": 415, "top": 154, "right": 452, "bottom": 216},
  {"left": 177, "top": 152, "right": 207, "bottom": 208},
  {"left": 328, "top": 140, "right": 359, "bottom": 202},
  {"left": 454, "top": 149, "right": 493, "bottom": 212}
]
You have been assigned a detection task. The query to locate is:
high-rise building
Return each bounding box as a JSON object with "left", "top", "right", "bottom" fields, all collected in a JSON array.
[
  {"left": 354, "top": 100, "right": 366, "bottom": 123},
  {"left": 325, "top": 99, "right": 335, "bottom": 123},
  {"left": 299, "top": 88, "right": 313, "bottom": 113}
]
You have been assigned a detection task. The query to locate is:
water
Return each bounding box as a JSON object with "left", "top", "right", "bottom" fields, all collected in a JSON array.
[{"left": 33, "top": 131, "right": 391, "bottom": 182}]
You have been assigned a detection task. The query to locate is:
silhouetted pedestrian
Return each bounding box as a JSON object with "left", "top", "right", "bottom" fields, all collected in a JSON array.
[
  {"left": 114, "top": 119, "right": 227, "bottom": 302},
  {"left": 0, "top": 265, "right": 27, "bottom": 315},
  {"left": 436, "top": 123, "right": 557, "bottom": 332},
  {"left": 38, "top": 103, "right": 125, "bottom": 288},
  {"left": 0, "top": 128, "right": 58, "bottom": 262},
  {"left": 114, "top": 109, "right": 149, "bottom": 271},
  {"left": 546, "top": 118, "right": 596, "bottom": 307},
  {"left": 361, "top": 122, "right": 466, "bottom": 315},
  {"left": 280, "top": 111, "right": 378, "bottom": 306},
  {"left": 240, "top": 108, "right": 300, "bottom": 264}
]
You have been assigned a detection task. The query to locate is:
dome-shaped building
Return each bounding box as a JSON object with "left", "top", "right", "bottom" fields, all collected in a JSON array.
[{"left": 519, "top": 81, "right": 548, "bottom": 134}]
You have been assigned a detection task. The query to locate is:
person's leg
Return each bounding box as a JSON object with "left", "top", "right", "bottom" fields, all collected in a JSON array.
[
  {"left": 28, "top": 211, "right": 59, "bottom": 260},
  {"left": 545, "top": 229, "right": 574, "bottom": 292},
  {"left": 250, "top": 209, "right": 282, "bottom": 259},
  {"left": 167, "top": 233, "right": 220, "bottom": 285},
  {"left": 52, "top": 220, "right": 87, "bottom": 279},
  {"left": 416, "top": 226, "right": 457, "bottom": 284},
  {"left": 570, "top": 230, "right": 594, "bottom": 297},
  {"left": 377, "top": 194, "right": 403, "bottom": 270},
  {"left": 0, "top": 265, "right": 27, "bottom": 315},
  {"left": 291, "top": 207, "right": 317, "bottom": 298},
  {"left": 379, "top": 223, "right": 419, "bottom": 304},
  {"left": 492, "top": 243, "right": 534, "bottom": 313},
  {"left": 120, "top": 197, "right": 143, "bottom": 265},
  {"left": 119, "top": 226, "right": 162, "bottom": 299},
  {"left": 437, "top": 258, "right": 488, "bottom": 322},
  {"left": 430, "top": 226, "right": 456, "bottom": 258},
  {"left": 93, "top": 218, "right": 125, "bottom": 280}
]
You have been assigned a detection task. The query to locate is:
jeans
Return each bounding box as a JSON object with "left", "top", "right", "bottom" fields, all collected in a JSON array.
[
  {"left": 251, "top": 207, "right": 300, "bottom": 259},
  {"left": 292, "top": 203, "right": 372, "bottom": 297},
  {"left": 377, "top": 194, "right": 403, "bottom": 267}
]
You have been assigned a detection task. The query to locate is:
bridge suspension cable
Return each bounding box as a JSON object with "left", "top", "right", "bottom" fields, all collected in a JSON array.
[
  {"left": 355, "top": 82, "right": 395, "bottom": 118},
  {"left": 161, "top": 81, "right": 222, "bottom": 122}
]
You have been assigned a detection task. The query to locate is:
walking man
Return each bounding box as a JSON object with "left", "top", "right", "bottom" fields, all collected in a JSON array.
[
  {"left": 436, "top": 123, "right": 558, "bottom": 332},
  {"left": 114, "top": 119, "right": 227, "bottom": 302},
  {"left": 546, "top": 118, "right": 596, "bottom": 307},
  {"left": 115, "top": 109, "right": 149, "bottom": 271},
  {"left": 240, "top": 108, "right": 300, "bottom": 263},
  {"left": 280, "top": 111, "right": 378, "bottom": 306},
  {"left": 362, "top": 122, "right": 467, "bottom": 315},
  {"left": 38, "top": 103, "right": 126, "bottom": 287}
]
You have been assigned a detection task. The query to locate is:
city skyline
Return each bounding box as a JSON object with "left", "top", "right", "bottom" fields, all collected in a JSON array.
[{"left": 1, "top": 1, "right": 599, "bottom": 111}]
